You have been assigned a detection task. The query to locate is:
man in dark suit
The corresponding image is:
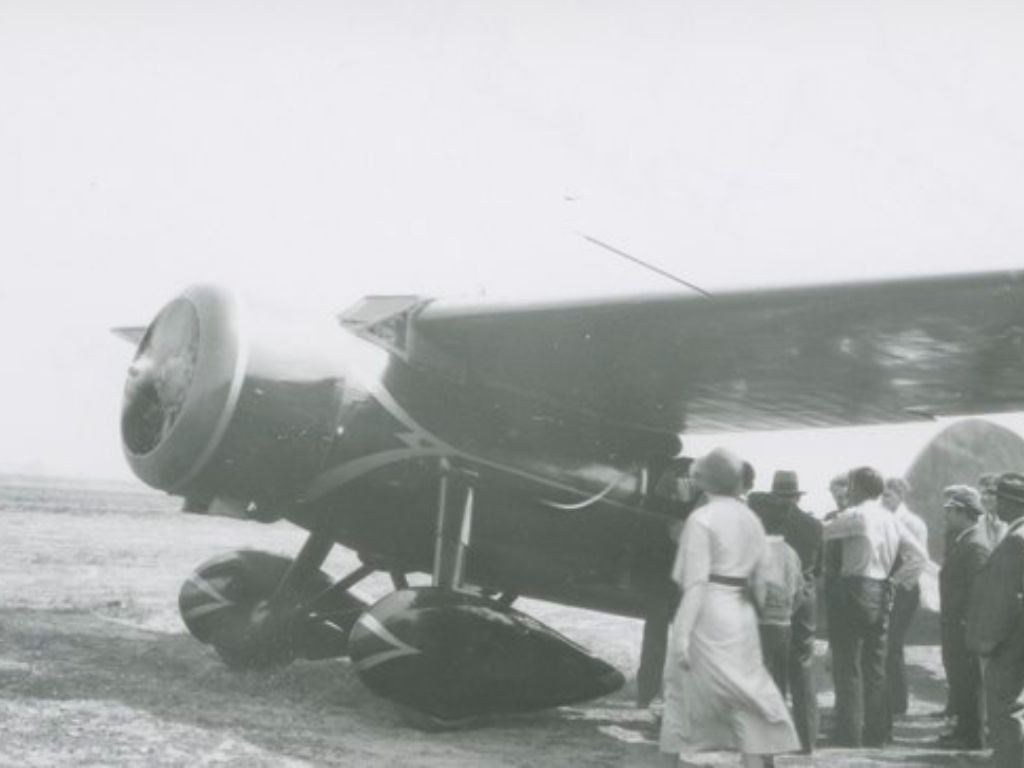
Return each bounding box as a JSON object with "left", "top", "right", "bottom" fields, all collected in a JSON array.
[
  {"left": 635, "top": 456, "right": 698, "bottom": 708},
  {"left": 938, "top": 485, "right": 991, "bottom": 749},
  {"left": 967, "top": 472, "right": 1024, "bottom": 768},
  {"left": 771, "top": 469, "right": 823, "bottom": 754}
]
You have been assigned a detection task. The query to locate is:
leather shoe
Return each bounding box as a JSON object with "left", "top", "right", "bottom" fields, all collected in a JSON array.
[{"left": 934, "top": 732, "right": 983, "bottom": 750}]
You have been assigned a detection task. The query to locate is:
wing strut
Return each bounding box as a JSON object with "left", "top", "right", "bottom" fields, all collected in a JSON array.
[{"left": 579, "top": 233, "right": 712, "bottom": 297}]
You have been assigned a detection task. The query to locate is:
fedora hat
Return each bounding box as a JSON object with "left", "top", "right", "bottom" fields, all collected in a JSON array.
[
  {"left": 770, "top": 470, "right": 804, "bottom": 498},
  {"left": 997, "top": 472, "right": 1024, "bottom": 506}
]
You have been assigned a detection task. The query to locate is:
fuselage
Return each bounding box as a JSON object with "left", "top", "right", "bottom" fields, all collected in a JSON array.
[
  {"left": 121, "top": 285, "right": 682, "bottom": 619},
  {"left": 289, "top": 336, "right": 682, "bottom": 619}
]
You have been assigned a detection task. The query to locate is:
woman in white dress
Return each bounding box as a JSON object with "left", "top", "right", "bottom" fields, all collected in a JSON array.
[{"left": 658, "top": 448, "right": 799, "bottom": 768}]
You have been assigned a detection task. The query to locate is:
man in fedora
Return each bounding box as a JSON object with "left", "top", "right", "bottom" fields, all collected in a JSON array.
[
  {"left": 967, "top": 472, "right": 1024, "bottom": 767},
  {"left": 770, "top": 469, "right": 823, "bottom": 754}
]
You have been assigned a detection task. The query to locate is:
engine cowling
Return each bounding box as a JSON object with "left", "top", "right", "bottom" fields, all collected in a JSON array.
[{"left": 121, "top": 285, "right": 350, "bottom": 507}]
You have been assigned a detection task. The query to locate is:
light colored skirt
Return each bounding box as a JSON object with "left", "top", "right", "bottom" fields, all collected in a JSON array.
[{"left": 659, "top": 584, "right": 799, "bottom": 756}]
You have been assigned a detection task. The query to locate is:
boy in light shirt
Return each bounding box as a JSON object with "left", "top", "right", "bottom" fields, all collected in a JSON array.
[{"left": 749, "top": 491, "right": 804, "bottom": 695}]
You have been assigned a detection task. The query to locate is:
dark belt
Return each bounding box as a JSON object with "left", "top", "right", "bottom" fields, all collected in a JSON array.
[
  {"left": 709, "top": 574, "right": 747, "bottom": 588},
  {"left": 840, "top": 575, "right": 890, "bottom": 584}
]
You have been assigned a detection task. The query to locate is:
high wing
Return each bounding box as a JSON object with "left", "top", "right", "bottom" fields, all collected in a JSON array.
[{"left": 400, "top": 271, "right": 1024, "bottom": 435}]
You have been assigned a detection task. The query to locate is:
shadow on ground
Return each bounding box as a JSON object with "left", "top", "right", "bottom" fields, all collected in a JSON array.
[
  {"left": 0, "top": 609, "right": 996, "bottom": 767},
  {"left": 0, "top": 609, "right": 631, "bottom": 767}
]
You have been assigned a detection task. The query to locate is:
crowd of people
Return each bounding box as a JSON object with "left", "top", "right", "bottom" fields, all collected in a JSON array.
[{"left": 644, "top": 447, "right": 1024, "bottom": 768}]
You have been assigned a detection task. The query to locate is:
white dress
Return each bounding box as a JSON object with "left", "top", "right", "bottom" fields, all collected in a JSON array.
[{"left": 659, "top": 496, "right": 799, "bottom": 756}]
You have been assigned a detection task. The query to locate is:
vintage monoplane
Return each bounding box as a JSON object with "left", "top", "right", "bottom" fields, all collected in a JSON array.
[{"left": 115, "top": 270, "right": 1024, "bottom": 725}]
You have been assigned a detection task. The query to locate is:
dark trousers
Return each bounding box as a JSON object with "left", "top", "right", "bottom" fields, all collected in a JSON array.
[
  {"left": 886, "top": 583, "right": 920, "bottom": 716},
  {"left": 986, "top": 624, "right": 1024, "bottom": 767},
  {"left": 824, "top": 577, "right": 845, "bottom": 729},
  {"left": 760, "top": 623, "right": 792, "bottom": 695},
  {"left": 941, "top": 622, "right": 985, "bottom": 747},
  {"left": 789, "top": 583, "right": 819, "bottom": 753},
  {"left": 636, "top": 592, "right": 676, "bottom": 706},
  {"left": 831, "top": 576, "right": 893, "bottom": 747}
]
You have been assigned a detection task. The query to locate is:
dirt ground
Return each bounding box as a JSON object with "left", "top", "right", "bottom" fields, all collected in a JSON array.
[{"left": 0, "top": 477, "right": 990, "bottom": 767}]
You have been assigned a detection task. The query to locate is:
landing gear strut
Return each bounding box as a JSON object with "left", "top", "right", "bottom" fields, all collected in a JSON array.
[
  {"left": 346, "top": 459, "right": 625, "bottom": 726},
  {"left": 433, "top": 458, "right": 477, "bottom": 590}
]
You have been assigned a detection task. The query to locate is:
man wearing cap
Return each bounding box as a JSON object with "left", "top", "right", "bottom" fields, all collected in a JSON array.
[
  {"left": 967, "top": 472, "right": 1024, "bottom": 767},
  {"left": 979, "top": 472, "right": 1009, "bottom": 548},
  {"left": 770, "top": 469, "right": 823, "bottom": 754},
  {"left": 938, "top": 485, "right": 991, "bottom": 750},
  {"left": 822, "top": 467, "right": 928, "bottom": 747},
  {"left": 881, "top": 477, "right": 930, "bottom": 718}
]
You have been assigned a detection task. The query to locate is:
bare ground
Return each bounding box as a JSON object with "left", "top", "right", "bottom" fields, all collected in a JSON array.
[{"left": 0, "top": 478, "right": 991, "bottom": 766}]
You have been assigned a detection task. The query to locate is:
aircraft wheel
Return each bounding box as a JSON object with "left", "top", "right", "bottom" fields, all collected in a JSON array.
[{"left": 179, "top": 549, "right": 335, "bottom": 670}]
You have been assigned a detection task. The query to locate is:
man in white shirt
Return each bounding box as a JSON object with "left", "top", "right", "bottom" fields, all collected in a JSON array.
[
  {"left": 882, "top": 476, "right": 930, "bottom": 718},
  {"left": 822, "top": 467, "right": 927, "bottom": 747}
]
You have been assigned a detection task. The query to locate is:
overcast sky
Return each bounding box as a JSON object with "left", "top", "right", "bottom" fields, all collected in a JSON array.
[{"left": 3, "top": 1, "right": 1024, "bottom": 504}]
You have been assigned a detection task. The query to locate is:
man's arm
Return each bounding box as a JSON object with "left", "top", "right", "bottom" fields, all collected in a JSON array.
[
  {"left": 908, "top": 512, "right": 930, "bottom": 551},
  {"left": 787, "top": 548, "right": 804, "bottom": 607},
  {"left": 892, "top": 519, "right": 929, "bottom": 587},
  {"left": 822, "top": 509, "right": 865, "bottom": 541},
  {"left": 810, "top": 518, "right": 824, "bottom": 578}
]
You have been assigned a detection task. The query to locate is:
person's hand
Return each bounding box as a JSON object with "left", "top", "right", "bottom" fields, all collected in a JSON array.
[{"left": 678, "top": 637, "right": 691, "bottom": 670}]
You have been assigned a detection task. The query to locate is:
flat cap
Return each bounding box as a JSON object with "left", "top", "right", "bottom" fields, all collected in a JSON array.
[
  {"left": 997, "top": 472, "right": 1024, "bottom": 505},
  {"left": 942, "top": 485, "right": 985, "bottom": 517}
]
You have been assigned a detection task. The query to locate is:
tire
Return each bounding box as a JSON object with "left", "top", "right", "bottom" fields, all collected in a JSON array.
[{"left": 178, "top": 549, "right": 335, "bottom": 669}]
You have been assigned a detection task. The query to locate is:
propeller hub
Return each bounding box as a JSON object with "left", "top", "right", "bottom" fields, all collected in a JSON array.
[{"left": 121, "top": 298, "right": 200, "bottom": 455}]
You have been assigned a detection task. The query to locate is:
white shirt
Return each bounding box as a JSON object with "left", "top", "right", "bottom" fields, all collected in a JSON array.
[
  {"left": 755, "top": 535, "right": 803, "bottom": 626},
  {"left": 822, "top": 498, "right": 927, "bottom": 585},
  {"left": 672, "top": 494, "right": 767, "bottom": 590},
  {"left": 894, "top": 505, "right": 929, "bottom": 587}
]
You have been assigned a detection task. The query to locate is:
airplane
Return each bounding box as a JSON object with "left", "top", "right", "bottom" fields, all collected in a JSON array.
[{"left": 114, "top": 270, "right": 1024, "bottom": 727}]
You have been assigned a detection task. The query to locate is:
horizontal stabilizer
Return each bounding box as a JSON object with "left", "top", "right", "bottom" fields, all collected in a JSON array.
[{"left": 111, "top": 326, "right": 146, "bottom": 345}]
